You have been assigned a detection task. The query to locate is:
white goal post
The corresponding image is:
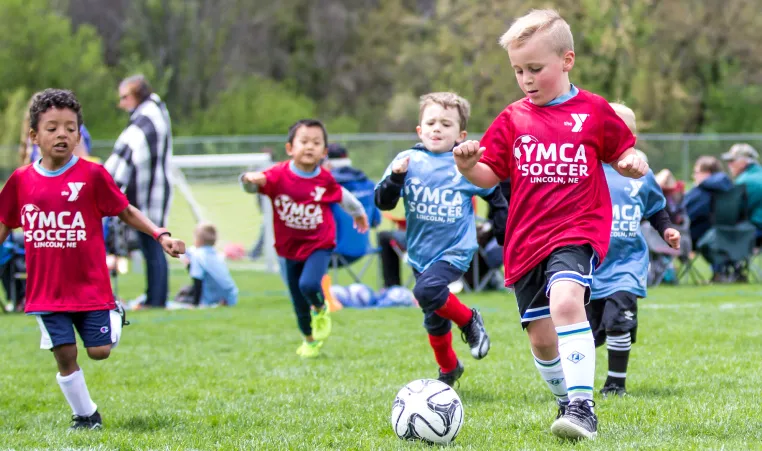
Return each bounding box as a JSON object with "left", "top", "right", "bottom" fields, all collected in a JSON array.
[{"left": 171, "top": 153, "right": 278, "bottom": 273}]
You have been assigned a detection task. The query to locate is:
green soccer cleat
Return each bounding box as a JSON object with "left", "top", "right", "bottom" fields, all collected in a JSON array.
[
  {"left": 296, "top": 340, "right": 322, "bottom": 358},
  {"left": 310, "top": 306, "right": 332, "bottom": 341}
]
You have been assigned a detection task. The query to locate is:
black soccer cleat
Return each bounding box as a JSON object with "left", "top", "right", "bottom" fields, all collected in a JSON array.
[
  {"left": 550, "top": 399, "right": 598, "bottom": 440},
  {"left": 70, "top": 410, "right": 102, "bottom": 430},
  {"left": 600, "top": 383, "right": 627, "bottom": 398},
  {"left": 437, "top": 360, "right": 464, "bottom": 387},
  {"left": 114, "top": 298, "right": 130, "bottom": 326},
  {"left": 556, "top": 399, "right": 569, "bottom": 420},
  {"left": 460, "top": 308, "right": 490, "bottom": 359}
]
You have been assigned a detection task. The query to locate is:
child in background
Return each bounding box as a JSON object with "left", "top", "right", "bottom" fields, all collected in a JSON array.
[
  {"left": 185, "top": 222, "right": 239, "bottom": 307},
  {"left": 241, "top": 119, "right": 368, "bottom": 358},
  {"left": 589, "top": 103, "right": 680, "bottom": 397}
]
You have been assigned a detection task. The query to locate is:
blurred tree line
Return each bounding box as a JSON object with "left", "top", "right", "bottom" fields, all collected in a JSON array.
[{"left": 1, "top": 0, "right": 761, "bottom": 146}]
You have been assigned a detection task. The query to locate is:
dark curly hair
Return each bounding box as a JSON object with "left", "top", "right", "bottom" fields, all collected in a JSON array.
[{"left": 29, "top": 89, "right": 83, "bottom": 132}]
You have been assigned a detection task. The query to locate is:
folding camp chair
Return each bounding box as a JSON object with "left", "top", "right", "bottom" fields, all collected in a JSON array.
[
  {"left": 330, "top": 247, "right": 382, "bottom": 288},
  {"left": 692, "top": 184, "right": 756, "bottom": 283}
]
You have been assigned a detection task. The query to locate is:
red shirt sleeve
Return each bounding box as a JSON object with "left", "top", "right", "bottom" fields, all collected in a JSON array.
[
  {"left": 599, "top": 101, "right": 636, "bottom": 164},
  {"left": 0, "top": 171, "right": 21, "bottom": 229},
  {"left": 260, "top": 164, "right": 281, "bottom": 197},
  {"left": 321, "top": 171, "right": 344, "bottom": 203},
  {"left": 479, "top": 111, "right": 513, "bottom": 181},
  {"left": 94, "top": 165, "right": 130, "bottom": 217}
]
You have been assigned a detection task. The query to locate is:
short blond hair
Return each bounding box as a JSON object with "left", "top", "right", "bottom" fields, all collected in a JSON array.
[
  {"left": 499, "top": 9, "right": 574, "bottom": 55},
  {"left": 609, "top": 102, "right": 637, "bottom": 134},
  {"left": 418, "top": 92, "right": 471, "bottom": 131},
  {"left": 195, "top": 222, "right": 217, "bottom": 246}
]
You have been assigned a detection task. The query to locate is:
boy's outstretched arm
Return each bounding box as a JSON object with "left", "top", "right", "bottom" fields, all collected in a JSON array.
[
  {"left": 117, "top": 205, "right": 186, "bottom": 257},
  {"left": 239, "top": 171, "right": 267, "bottom": 194},
  {"left": 479, "top": 188, "right": 508, "bottom": 246},
  {"left": 375, "top": 156, "right": 409, "bottom": 211},
  {"left": 613, "top": 148, "right": 649, "bottom": 179},
  {"left": 453, "top": 140, "right": 500, "bottom": 188},
  {"left": 338, "top": 188, "right": 369, "bottom": 233}
]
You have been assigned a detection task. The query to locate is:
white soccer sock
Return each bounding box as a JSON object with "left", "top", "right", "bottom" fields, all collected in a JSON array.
[
  {"left": 532, "top": 353, "right": 569, "bottom": 404},
  {"left": 57, "top": 369, "right": 97, "bottom": 417},
  {"left": 556, "top": 321, "right": 596, "bottom": 405}
]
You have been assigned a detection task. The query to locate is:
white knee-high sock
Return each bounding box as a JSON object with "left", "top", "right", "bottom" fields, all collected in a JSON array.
[
  {"left": 533, "top": 352, "right": 569, "bottom": 404},
  {"left": 556, "top": 321, "right": 596, "bottom": 405},
  {"left": 57, "top": 369, "right": 97, "bottom": 417}
]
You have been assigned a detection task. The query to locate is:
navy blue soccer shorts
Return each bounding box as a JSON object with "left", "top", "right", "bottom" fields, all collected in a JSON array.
[
  {"left": 512, "top": 244, "right": 598, "bottom": 329},
  {"left": 34, "top": 310, "right": 121, "bottom": 350}
]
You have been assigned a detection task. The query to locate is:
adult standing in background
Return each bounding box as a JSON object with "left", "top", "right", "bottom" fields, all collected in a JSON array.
[{"left": 105, "top": 75, "right": 174, "bottom": 308}]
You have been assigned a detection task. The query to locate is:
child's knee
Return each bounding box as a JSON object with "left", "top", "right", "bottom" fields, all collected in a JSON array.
[
  {"left": 548, "top": 281, "right": 586, "bottom": 320},
  {"left": 412, "top": 282, "right": 448, "bottom": 312},
  {"left": 424, "top": 314, "right": 451, "bottom": 336},
  {"left": 86, "top": 345, "right": 111, "bottom": 361},
  {"left": 298, "top": 277, "right": 322, "bottom": 299}
]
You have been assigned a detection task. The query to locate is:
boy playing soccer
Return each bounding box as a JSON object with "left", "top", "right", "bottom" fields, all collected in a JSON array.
[
  {"left": 590, "top": 103, "right": 680, "bottom": 397},
  {"left": 0, "top": 89, "right": 185, "bottom": 429},
  {"left": 375, "top": 92, "right": 507, "bottom": 386},
  {"left": 240, "top": 119, "right": 369, "bottom": 358},
  {"left": 453, "top": 10, "right": 649, "bottom": 439}
]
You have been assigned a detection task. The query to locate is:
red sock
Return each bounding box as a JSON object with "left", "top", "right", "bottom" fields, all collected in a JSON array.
[
  {"left": 435, "top": 293, "right": 474, "bottom": 328},
  {"left": 428, "top": 332, "right": 458, "bottom": 373}
]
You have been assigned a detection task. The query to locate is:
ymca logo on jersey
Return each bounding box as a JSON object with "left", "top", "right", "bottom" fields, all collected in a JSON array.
[
  {"left": 61, "top": 182, "right": 85, "bottom": 202},
  {"left": 565, "top": 113, "right": 589, "bottom": 132},
  {"left": 273, "top": 194, "right": 324, "bottom": 230},
  {"left": 311, "top": 186, "right": 326, "bottom": 202},
  {"left": 626, "top": 180, "right": 644, "bottom": 198},
  {"left": 611, "top": 196, "right": 642, "bottom": 239},
  {"left": 20, "top": 204, "right": 87, "bottom": 249},
  {"left": 404, "top": 178, "right": 464, "bottom": 224},
  {"left": 513, "top": 134, "right": 590, "bottom": 184}
]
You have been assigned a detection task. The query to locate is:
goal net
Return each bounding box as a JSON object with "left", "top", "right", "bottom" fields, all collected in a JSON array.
[{"left": 170, "top": 152, "right": 278, "bottom": 272}]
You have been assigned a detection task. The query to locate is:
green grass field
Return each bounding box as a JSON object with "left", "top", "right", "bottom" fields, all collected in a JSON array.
[
  {"left": 2, "top": 183, "right": 762, "bottom": 449},
  {"left": 1, "top": 271, "right": 762, "bottom": 450}
]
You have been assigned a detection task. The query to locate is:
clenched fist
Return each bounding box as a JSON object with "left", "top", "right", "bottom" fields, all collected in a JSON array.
[
  {"left": 663, "top": 228, "right": 681, "bottom": 250},
  {"left": 453, "top": 140, "right": 485, "bottom": 171},
  {"left": 617, "top": 153, "right": 649, "bottom": 178},
  {"left": 392, "top": 156, "right": 410, "bottom": 174}
]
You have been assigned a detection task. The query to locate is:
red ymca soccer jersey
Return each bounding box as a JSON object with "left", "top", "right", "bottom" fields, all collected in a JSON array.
[
  {"left": 479, "top": 89, "right": 636, "bottom": 286},
  {"left": 0, "top": 157, "right": 129, "bottom": 313},
  {"left": 260, "top": 161, "right": 344, "bottom": 261}
]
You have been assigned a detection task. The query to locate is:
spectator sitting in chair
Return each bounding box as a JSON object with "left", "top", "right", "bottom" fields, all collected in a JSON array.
[
  {"left": 683, "top": 156, "right": 733, "bottom": 249},
  {"left": 323, "top": 144, "right": 382, "bottom": 265},
  {"left": 722, "top": 143, "right": 762, "bottom": 241}
]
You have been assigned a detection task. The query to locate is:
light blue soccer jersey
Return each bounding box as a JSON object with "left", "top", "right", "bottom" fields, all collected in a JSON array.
[
  {"left": 189, "top": 246, "right": 239, "bottom": 306},
  {"left": 378, "top": 145, "right": 495, "bottom": 273},
  {"left": 592, "top": 165, "right": 666, "bottom": 299}
]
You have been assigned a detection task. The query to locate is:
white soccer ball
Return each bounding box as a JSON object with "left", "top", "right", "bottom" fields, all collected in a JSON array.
[
  {"left": 347, "top": 283, "right": 375, "bottom": 307},
  {"left": 377, "top": 286, "right": 415, "bottom": 307},
  {"left": 391, "top": 379, "right": 464, "bottom": 445}
]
